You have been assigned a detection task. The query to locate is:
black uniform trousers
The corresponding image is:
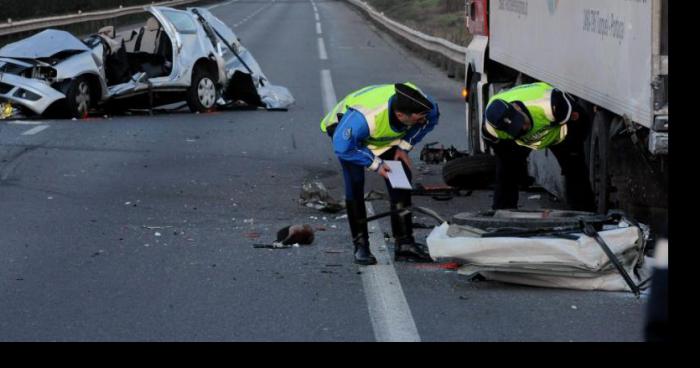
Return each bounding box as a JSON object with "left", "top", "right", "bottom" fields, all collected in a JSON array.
[{"left": 488, "top": 105, "right": 595, "bottom": 212}]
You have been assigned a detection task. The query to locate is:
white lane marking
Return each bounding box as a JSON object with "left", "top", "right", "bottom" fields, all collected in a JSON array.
[
  {"left": 316, "top": 22, "right": 322, "bottom": 35},
  {"left": 7, "top": 120, "right": 44, "bottom": 125},
  {"left": 315, "top": 12, "right": 320, "bottom": 21},
  {"left": 232, "top": 3, "right": 271, "bottom": 28},
  {"left": 318, "top": 37, "right": 328, "bottom": 60},
  {"left": 362, "top": 202, "right": 421, "bottom": 342},
  {"left": 206, "top": 0, "right": 238, "bottom": 10},
  {"left": 21, "top": 125, "right": 49, "bottom": 136},
  {"left": 320, "top": 70, "right": 337, "bottom": 114}
]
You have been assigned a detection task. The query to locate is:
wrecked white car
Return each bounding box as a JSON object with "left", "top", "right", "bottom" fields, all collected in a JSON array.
[{"left": 0, "top": 6, "right": 293, "bottom": 119}]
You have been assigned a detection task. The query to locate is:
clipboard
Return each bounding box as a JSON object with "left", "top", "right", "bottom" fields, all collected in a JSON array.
[{"left": 384, "top": 160, "right": 412, "bottom": 189}]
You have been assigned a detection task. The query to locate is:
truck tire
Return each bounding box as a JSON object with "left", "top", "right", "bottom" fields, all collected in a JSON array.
[
  {"left": 187, "top": 67, "right": 218, "bottom": 113},
  {"left": 442, "top": 154, "right": 496, "bottom": 189},
  {"left": 451, "top": 209, "right": 607, "bottom": 231},
  {"left": 589, "top": 110, "right": 611, "bottom": 214}
]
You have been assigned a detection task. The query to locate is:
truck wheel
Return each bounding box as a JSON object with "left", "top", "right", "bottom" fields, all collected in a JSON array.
[
  {"left": 451, "top": 209, "right": 607, "bottom": 231},
  {"left": 187, "top": 68, "right": 218, "bottom": 113},
  {"left": 589, "top": 110, "right": 610, "bottom": 214},
  {"left": 442, "top": 154, "right": 496, "bottom": 189},
  {"left": 64, "top": 76, "right": 92, "bottom": 119}
]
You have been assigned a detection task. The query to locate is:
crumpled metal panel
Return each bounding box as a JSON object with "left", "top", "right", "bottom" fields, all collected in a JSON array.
[
  {"left": 188, "top": 7, "right": 294, "bottom": 110},
  {"left": 0, "top": 29, "right": 89, "bottom": 59},
  {"left": 426, "top": 222, "right": 650, "bottom": 292}
]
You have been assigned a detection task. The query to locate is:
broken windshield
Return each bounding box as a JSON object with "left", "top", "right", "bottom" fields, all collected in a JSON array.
[{"left": 160, "top": 9, "right": 198, "bottom": 34}]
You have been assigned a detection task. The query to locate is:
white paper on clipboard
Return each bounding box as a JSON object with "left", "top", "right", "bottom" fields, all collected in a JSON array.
[{"left": 384, "top": 160, "right": 412, "bottom": 189}]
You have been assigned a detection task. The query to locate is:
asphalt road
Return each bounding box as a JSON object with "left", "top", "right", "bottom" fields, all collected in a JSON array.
[{"left": 0, "top": 0, "right": 647, "bottom": 341}]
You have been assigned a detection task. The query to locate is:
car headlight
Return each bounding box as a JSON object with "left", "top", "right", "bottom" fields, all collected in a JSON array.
[{"left": 29, "top": 66, "right": 57, "bottom": 82}]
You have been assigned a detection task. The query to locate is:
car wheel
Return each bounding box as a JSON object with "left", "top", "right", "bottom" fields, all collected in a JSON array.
[
  {"left": 64, "top": 76, "right": 92, "bottom": 119},
  {"left": 187, "top": 68, "right": 218, "bottom": 113}
]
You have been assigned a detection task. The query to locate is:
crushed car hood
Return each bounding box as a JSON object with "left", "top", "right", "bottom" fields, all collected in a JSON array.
[{"left": 0, "top": 29, "right": 89, "bottom": 60}]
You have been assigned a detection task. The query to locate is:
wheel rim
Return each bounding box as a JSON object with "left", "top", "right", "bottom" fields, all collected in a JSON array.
[
  {"left": 76, "top": 81, "right": 91, "bottom": 116},
  {"left": 197, "top": 77, "right": 216, "bottom": 109}
]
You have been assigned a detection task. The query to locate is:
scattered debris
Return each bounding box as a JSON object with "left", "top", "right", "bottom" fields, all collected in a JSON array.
[
  {"left": 427, "top": 211, "right": 653, "bottom": 293},
  {"left": 154, "top": 232, "right": 162, "bottom": 237},
  {"left": 412, "top": 183, "right": 472, "bottom": 200},
  {"left": 299, "top": 180, "right": 345, "bottom": 213},
  {"left": 364, "top": 190, "right": 386, "bottom": 201},
  {"left": 528, "top": 194, "right": 542, "bottom": 200},
  {"left": 253, "top": 243, "right": 291, "bottom": 249},
  {"left": 277, "top": 224, "right": 314, "bottom": 245},
  {"left": 335, "top": 214, "right": 348, "bottom": 220},
  {"left": 571, "top": 305, "right": 578, "bottom": 310},
  {"left": 419, "top": 142, "right": 469, "bottom": 164},
  {"left": 253, "top": 224, "right": 315, "bottom": 249},
  {"left": 142, "top": 225, "right": 173, "bottom": 230}
]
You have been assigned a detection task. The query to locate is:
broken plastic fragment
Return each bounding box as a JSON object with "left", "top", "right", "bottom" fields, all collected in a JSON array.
[
  {"left": 276, "top": 224, "right": 315, "bottom": 245},
  {"left": 299, "top": 180, "right": 345, "bottom": 213}
]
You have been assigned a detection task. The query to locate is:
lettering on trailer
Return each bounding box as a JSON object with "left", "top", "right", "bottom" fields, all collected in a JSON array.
[
  {"left": 498, "top": 0, "right": 528, "bottom": 16},
  {"left": 583, "top": 9, "right": 626, "bottom": 42}
]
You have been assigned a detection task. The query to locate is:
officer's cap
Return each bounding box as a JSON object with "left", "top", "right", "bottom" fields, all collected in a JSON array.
[
  {"left": 394, "top": 83, "right": 433, "bottom": 114},
  {"left": 485, "top": 99, "right": 527, "bottom": 138}
]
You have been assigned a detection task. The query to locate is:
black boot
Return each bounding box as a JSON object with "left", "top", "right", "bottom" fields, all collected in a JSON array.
[
  {"left": 346, "top": 199, "right": 377, "bottom": 265},
  {"left": 391, "top": 201, "right": 432, "bottom": 263}
]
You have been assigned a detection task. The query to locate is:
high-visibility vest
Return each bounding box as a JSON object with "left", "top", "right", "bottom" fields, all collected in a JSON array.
[
  {"left": 320, "top": 83, "right": 423, "bottom": 154},
  {"left": 485, "top": 82, "right": 568, "bottom": 150}
]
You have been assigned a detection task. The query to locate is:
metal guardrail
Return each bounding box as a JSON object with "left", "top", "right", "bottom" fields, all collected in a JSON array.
[
  {"left": 0, "top": 0, "right": 200, "bottom": 36},
  {"left": 345, "top": 0, "right": 467, "bottom": 66}
]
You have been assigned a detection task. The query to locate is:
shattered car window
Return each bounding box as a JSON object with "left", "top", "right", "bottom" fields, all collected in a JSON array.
[{"left": 161, "top": 10, "right": 197, "bottom": 34}]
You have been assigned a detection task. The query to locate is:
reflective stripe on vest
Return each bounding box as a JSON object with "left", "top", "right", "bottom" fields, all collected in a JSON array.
[
  {"left": 319, "top": 82, "right": 421, "bottom": 133},
  {"left": 487, "top": 82, "right": 566, "bottom": 150}
]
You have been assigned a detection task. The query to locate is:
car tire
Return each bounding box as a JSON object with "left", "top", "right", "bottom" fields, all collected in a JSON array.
[
  {"left": 64, "top": 76, "right": 92, "bottom": 119},
  {"left": 187, "top": 68, "right": 218, "bottom": 113},
  {"left": 442, "top": 154, "right": 496, "bottom": 189}
]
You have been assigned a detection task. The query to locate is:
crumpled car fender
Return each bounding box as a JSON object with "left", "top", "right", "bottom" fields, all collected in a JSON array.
[{"left": 0, "top": 72, "right": 66, "bottom": 114}]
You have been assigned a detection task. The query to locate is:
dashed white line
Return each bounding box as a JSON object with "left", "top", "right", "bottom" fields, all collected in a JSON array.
[
  {"left": 7, "top": 120, "right": 45, "bottom": 125},
  {"left": 21, "top": 125, "right": 49, "bottom": 136},
  {"left": 206, "top": 0, "right": 239, "bottom": 10},
  {"left": 320, "top": 69, "right": 337, "bottom": 114},
  {"left": 315, "top": 12, "right": 320, "bottom": 22},
  {"left": 232, "top": 3, "right": 271, "bottom": 28},
  {"left": 362, "top": 202, "right": 422, "bottom": 342},
  {"left": 316, "top": 22, "right": 322, "bottom": 35},
  {"left": 318, "top": 37, "right": 328, "bottom": 60}
]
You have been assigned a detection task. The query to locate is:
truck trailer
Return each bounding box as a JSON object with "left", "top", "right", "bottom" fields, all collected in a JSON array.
[{"left": 460, "top": 0, "right": 668, "bottom": 230}]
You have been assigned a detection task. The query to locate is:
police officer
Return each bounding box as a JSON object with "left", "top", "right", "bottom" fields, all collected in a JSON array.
[
  {"left": 321, "top": 83, "right": 439, "bottom": 265},
  {"left": 482, "top": 82, "right": 595, "bottom": 212}
]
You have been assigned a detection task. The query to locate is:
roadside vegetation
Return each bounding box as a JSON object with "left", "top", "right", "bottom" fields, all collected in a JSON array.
[{"left": 363, "top": 0, "right": 472, "bottom": 46}]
